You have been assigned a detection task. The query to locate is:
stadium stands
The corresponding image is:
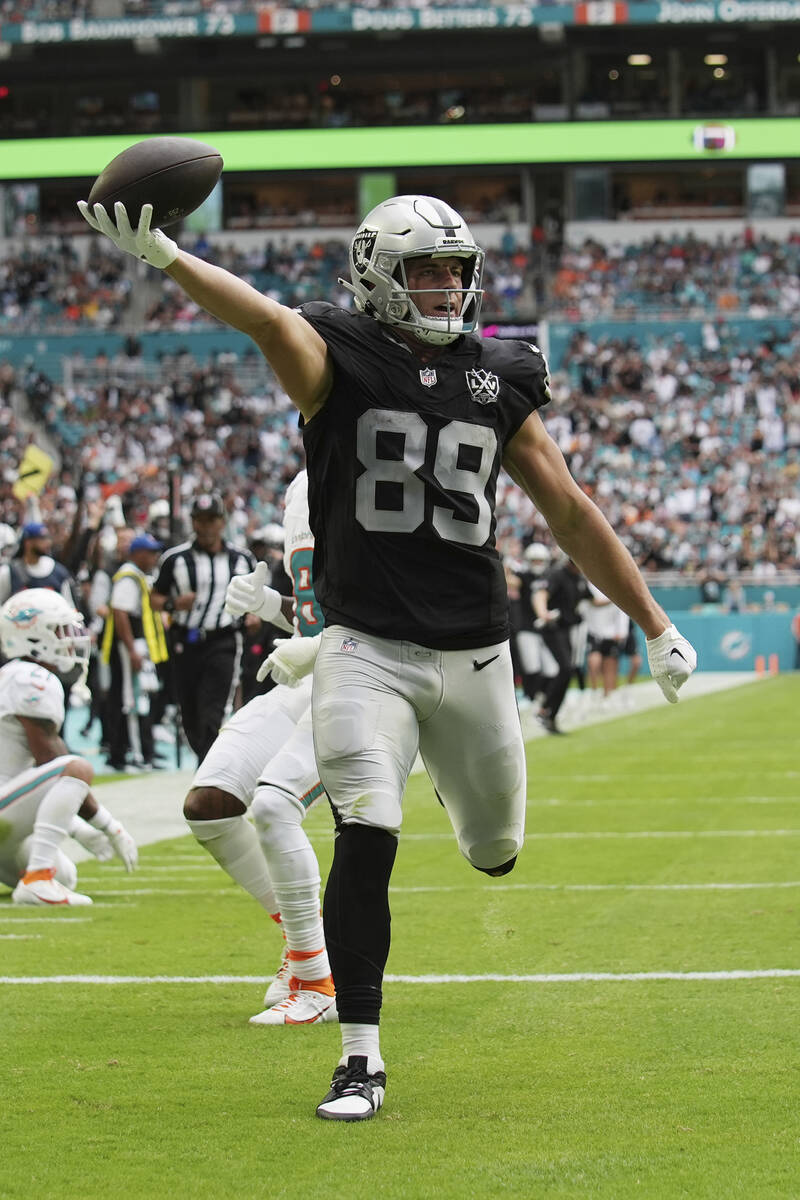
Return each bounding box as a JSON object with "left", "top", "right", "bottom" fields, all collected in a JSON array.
[
  {"left": 0, "top": 233, "right": 533, "bottom": 332},
  {"left": 0, "top": 224, "right": 797, "bottom": 582},
  {"left": 0, "top": 240, "right": 133, "bottom": 332},
  {"left": 549, "top": 231, "right": 800, "bottom": 319}
]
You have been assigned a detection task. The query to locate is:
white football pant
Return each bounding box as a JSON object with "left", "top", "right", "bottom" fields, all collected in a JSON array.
[
  {"left": 0, "top": 756, "right": 81, "bottom": 889},
  {"left": 312, "top": 625, "right": 527, "bottom": 871}
]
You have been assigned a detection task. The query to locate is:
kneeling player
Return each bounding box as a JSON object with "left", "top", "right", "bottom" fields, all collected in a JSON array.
[{"left": 0, "top": 589, "right": 137, "bottom": 906}]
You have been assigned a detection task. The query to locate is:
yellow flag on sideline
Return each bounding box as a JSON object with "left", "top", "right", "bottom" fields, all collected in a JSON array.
[{"left": 12, "top": 444, "right": 54, "bottom": 500}]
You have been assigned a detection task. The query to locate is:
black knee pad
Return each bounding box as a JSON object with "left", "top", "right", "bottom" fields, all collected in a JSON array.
[{"left": 475, "top": 854, "right": 518, "bottom": 878}]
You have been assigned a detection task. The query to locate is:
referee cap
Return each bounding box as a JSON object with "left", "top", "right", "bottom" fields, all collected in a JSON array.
[{"left": 191, "top": 493, "right": 225, "bottom": 518}]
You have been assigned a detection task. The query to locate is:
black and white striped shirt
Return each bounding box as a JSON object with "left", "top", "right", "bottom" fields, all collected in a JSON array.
[{"left": 153, "top": 540, "right": 256, "bottom": 632}]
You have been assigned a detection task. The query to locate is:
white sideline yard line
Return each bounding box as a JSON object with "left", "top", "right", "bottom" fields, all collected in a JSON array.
[
  {"left": 0, "top": 934, "right": 40, "bottom": 940},
  {"left": 377, "top": 829, "right": 800, "bottom": 841},
  {"left": 79, "top": 880, "right": 800, "bottom": 898},
  {"left": 1, "top": 969, "right": 798, "bottom": 986},
  {"left": 120, "top": 864, "right": 217, "bottom": 872},
  {"left": 0, "top": 916, "right": 91, "bottom": 923},
  {"left": 0, "top": 901, "right": 133, "bottom": 908},
  {"left": 74, "top": 888, "right": 241, "bottom": 896},
  {"left": 390, "top": 880, "right": 800, "bottom": 893},
  {"left": 534, "top": 796, "right": 798, "bottom": 806}
]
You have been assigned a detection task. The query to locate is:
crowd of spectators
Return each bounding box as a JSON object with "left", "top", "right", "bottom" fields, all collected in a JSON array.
[
  {"left": 549, "top": 230, "right": 800, "bottom": 320},
  {"left": 1, "top": 226, "right": 798, "bottom": 582},
  {"left": 6, "top": 229, "right": 800, "bottom": 335},
  {"left": 496, "top": 324, "right": 800, "bottom": 578},
  {"left": 0, "top": 234, "right": 532, "bottom": 333},
  {"left": 2, "top": 317, "right": 797, "bottom": 583},
  {"left": 142, "top": 234, "right": 530, "bottom": 329},
  {"left": 0, "top": 239, "right": 133, "bottom": 333}
]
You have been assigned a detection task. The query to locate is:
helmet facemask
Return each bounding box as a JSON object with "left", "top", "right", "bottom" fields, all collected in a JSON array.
[
  {"left": 341, "top": 195, "right": 485, "bottom": 346},
  {"left": 0, "top": 589, "right": 91, "bottom": 683}
]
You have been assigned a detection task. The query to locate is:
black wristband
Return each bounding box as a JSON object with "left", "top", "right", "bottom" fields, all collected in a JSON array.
[{"left": 164, "top": 598, "right": 176, "bottom": 614}]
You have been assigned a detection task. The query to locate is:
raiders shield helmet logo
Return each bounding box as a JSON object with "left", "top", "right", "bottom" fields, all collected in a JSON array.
[
  {"left": 351, "top": 229, "right": 378, "bottom": 276},
  {"left": 465, "top": 367, "right": 500, "bottom": 404}
]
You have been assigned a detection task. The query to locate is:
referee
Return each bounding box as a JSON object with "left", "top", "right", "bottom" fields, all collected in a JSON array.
[{"left": 150, "top": 493, "right": 257, "bottom": 763}]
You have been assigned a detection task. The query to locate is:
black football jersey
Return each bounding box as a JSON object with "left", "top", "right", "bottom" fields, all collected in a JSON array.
[
  {"left": 300, "top": 302, "right": 550, "bottom": 650},
  {"left": 545, "top": 564, "right": 592, "bottom": 628}
]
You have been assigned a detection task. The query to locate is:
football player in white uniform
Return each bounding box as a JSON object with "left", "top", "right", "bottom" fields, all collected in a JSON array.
[
  {"left": 183, "top": 470, "right": 336, "bottom": 1025},
  {"left": 0, "top": 589, "right": 138, "bottom": 906}
]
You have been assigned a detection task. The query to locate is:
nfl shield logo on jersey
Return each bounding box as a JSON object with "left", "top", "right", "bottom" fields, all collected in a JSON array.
[
  {"left": 419, "top": 367, "right": 437, "bottom": 388},
  {"left": 465, "top": 368, "right": 500, "bottom": 404}
]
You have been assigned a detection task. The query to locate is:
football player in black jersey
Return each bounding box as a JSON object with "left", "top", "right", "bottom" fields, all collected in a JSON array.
[{"left": 79, "top": 192, "right": 698, "bottom": 1123}]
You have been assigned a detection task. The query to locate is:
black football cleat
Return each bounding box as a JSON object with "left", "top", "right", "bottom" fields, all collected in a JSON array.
[{"left": 316, "top": 1055, "right": 386, "bottom": 1121}]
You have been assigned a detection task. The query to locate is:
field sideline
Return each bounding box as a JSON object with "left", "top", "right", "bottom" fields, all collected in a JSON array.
[{"left": 2, "top": 675, "right": 798, "bottom": 1198}]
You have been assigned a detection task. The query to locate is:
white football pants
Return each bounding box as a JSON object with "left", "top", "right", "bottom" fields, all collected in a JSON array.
[
  {"left": 0, "top": 756, "right": 80, "bottom": 889},
  {"left": 312, "top": 625, "right": 527, "bottom": 871},
  {"left": 191, "top": 677, "right": 323, "bottom": 815}
]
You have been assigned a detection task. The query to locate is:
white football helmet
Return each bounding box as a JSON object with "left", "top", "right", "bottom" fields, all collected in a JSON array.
[
  {"left": 524, "top": 542, "right": 551, "bottom": 575},
  {"left": 341, "top": 194, "right": 485, "bottom": 345},
  {"left": 0, "top": 588, "right": 90, "bottom": 679}
]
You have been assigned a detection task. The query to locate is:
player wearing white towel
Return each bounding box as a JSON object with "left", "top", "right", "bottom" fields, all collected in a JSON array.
[
  {"left": 183, "top": 470, "right": 336, "bottom": 1025},
  {"left": 0, "top": 589, "right": 138, "bottom": 906}
]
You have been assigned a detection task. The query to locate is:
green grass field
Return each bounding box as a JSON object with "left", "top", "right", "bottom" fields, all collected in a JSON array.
[{"left": 2, "top": 676, "right": 799, "bottom": 1199}]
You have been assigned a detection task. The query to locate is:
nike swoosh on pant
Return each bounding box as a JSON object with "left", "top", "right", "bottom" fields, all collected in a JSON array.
[{"left": 473, "top": 655, "right": 500, "bottom": 671}]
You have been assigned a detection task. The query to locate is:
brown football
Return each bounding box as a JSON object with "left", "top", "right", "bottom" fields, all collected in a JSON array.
[{"left": 87, "top": 137, "right": 223, "bottom": 229}]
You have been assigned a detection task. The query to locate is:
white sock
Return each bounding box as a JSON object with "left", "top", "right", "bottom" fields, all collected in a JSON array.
[
  {"left": 253, "top": 786, "right": 329, "bottom": 980},
  {"left": 339, "top": 1024, "right": 383, "bottom": 1074},
  {"left": 27, "top": 776, "right": 90, "bottom": 872},
  {"left": 188, "top": 816, "right": 278, "bottom": 914},
  {"left": 277, "top": 880, "right": 330, "bottom": 982}
]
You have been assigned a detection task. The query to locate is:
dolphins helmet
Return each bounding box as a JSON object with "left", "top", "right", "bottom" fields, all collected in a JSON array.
[
  {"left": 341, "top": 195, "right": 485, "bottom": 346},
  {"left": 0, "top": 588, "right": 91, "bottom": 680}
]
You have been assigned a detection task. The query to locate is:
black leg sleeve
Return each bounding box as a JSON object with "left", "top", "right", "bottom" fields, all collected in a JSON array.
[{"left": 323, "top": 823, "right": 398, "bottom": 1026}]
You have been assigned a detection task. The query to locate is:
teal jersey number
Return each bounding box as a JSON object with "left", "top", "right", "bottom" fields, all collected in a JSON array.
[{"left": 289, "top": 546, "right": 325, "bottom": 637}]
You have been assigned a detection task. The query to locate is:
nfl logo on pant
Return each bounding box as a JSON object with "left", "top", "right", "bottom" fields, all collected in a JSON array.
[{"left": 339, "top": 637, "right": 359, "bottom": 654}]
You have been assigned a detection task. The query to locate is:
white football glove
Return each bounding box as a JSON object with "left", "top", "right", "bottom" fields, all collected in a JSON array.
[
  {"left": 69, "top": 816, "right": 113, "bottom": 862},
  {"left": 77, "top": 200, "right": 178, "bottom": 270},
  {"left": 257, "top": 633, "right": 322, "bottom": 686},
  {"left": 105, "top": 821, "right": 138, "bottom": 873},
  {"left": 646, "top": 624, "right": 697, "bottom": 704},
  {"left": 224, "top": 560, "right": 286, "bottom": 624}
]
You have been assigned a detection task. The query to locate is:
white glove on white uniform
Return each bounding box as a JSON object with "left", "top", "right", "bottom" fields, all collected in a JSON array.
[
  {"left": 69, "top": 816, "right": 113, "bottom": 862},
  {"left": 105, "top": 821, "right": 138, "bottom": 873},
  {"left": 257, "top": 633, "right": 322, "bottom": 686},
  {"left": 77, "top": 200, "right": 179, "bottom": 269},
  {"left": 224, "top": 561, "right": 286, "bottom": 625},
  {"left": 646, "top": 624, "right": 697, "bottom": 703}
]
